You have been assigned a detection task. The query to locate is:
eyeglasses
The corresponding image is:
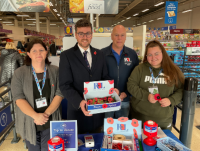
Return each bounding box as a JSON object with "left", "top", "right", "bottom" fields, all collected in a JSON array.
[
  {"left": 77, "top": 32, "right": 92, "bottom": 38},
  {"left": 146, "top": 52, "right": 161, "bottom": 57}
]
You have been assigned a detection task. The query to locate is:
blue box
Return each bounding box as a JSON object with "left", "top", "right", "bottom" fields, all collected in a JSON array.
[{"left": 157, "top": 137, "right": 191, "bottom": 151}]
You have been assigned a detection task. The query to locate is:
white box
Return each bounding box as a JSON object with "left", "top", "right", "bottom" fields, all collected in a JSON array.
[{"left": 84, "top": 135, "right": 95, "bottom": 148}]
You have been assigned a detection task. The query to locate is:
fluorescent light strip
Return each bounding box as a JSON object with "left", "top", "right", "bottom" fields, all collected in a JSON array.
[
  {"left": 0, "top": 19, "right": 2, "bottom": 20},
  {"left": 142, "top": 9, "right": 149, "bottom": 12},
  {"left": 17, "top": 15, "right": 29, "bottom": 17},
  {"left": 143, "top": 22, "right": 146, "bottom": 24},
  {"left": 6, "top": 24, "right": 14, "bottom": 25},
  {"left": 182, "top": 9, "right": 192, "bottom": 13},
  {"left": 149, "top": 20, "right": 154, "bottom": 22},
  {"left": 50, "top": 24, "right": 56, "bottom": 25},
  {"left": 57, "top": 14, "right": 60, "bottom": 16},
  {"left": 27, "top": 24, "right": 35, "bottom": 25},
  {"left": 49, "top": 2, "right": 53, "bottom": 6},
  {"left": 133, "top": 25, "right": 136, "bottom": 27},
  {"left": 121, "top": 20, "right": 125, "bottom": 22},
  {"left": 53, "top": 9, "right": 57, "bottom": 12},
  {"left": 60, "top": 17, "right": 63, "bottom": 19},
  {"left": 33, "top": 22, "right": 42, "bottom": 23},
  {"left": 157, "top": 17, "right": 163, "bottom": 20},
  {"left": 126, "top": 17, "right": 131, "bottom": 20},
  {"left": 26, "top": 19, "right": 36, "bottom": 20},
  {"left": 3, "top": 22, "right": 12, "bottom": 23},
  {"left": 137, "top": 24, "right": 141, "bottom": 25},
  {"left": 133, "top": 13, "right": 139, "bottom": 16},
  {"left": 154, "top": 2, "right": 164, "bottom": 7}
]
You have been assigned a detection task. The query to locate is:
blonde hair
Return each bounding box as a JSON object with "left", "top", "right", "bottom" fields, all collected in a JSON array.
[{"left": 5, "top": 42, "right": 17, "bottom": 50}]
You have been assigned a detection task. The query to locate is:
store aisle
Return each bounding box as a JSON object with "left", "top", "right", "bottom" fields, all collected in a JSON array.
[{"left": 0, "top": 108, "right": 200, "bottom": 151}]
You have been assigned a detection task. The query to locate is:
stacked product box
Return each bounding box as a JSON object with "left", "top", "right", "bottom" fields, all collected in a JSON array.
[{"left": 166, "top": 50, "right": 184, "bottom": 65}]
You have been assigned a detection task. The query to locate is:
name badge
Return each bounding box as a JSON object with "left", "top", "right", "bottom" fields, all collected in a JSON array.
[
  {"left": 148, "top": 86, "right": 159, "bottom": 94},
  {"left": 35, "top": 97, "right": 47, "bottom": 108}
]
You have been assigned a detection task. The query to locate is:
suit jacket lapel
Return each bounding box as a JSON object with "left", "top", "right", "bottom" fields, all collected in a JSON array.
[
  {"left": 90, "top": 46, "right": 97, "bottom": 73},
  {"left": 73, "top": 43, "right": 90, "bottom": 72}
]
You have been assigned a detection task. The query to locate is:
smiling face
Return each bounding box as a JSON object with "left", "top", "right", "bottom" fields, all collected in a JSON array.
[
  {"left": 146, "top": 46, "right": 163, "bottom": 68},
  {"left": 27, "top": 43, "right": 47, "bottom": 64},
  {"left": 75, "top": 26, "right": 93, "bottom": 50}
]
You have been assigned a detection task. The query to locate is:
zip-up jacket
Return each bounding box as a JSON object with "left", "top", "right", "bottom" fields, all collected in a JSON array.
[{"left": 102, "top": 44, "right": 139, "bottom": 102}]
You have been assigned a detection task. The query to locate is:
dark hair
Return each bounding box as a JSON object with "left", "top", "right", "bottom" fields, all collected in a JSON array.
[
  {"left": 75, "top": 19, "right": 92, "bottom": 32},
  {"left": 24, "top": 38, "right": 51, "bottom": 66},
  {"left": 17, "top": 41, "right": 25, "bottom": 51},
  {"left": 143, "top": 40, "right": 185, "bottom": 87}
]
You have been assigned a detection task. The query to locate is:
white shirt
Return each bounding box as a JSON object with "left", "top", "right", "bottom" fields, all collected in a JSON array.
[{"left": 78, "top": 44, "right": 92, "bottom": 68}]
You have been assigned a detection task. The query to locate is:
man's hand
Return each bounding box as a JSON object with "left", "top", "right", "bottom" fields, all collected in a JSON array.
[
  {"left": 114, "top": 88, "right": 119, "bottom": 95},
  {"left": 159, "top": 98, "right": 171, "bottom": 107},
  {"left": 119, "top": 92, "right": 127, "bottom": 101},
  {"left": 80, "top": 100, "right": 92, "bottom": 116},
  {"left": 33, "top": 113, "right": 49, "bottom": 125},
  {"left": 148, "top": 94, "right": 157, "bottom": 104}
]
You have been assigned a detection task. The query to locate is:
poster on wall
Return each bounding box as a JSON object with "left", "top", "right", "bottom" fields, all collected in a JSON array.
[
  {"left": 165, "top": 1, "right": 178, "bottom": 24},
  {"left": 69, "top": 0, "right": 119, "bottom": 14},
  {"left": 64, "top": 26, "right": 73, "bottom": 35},
  {"left": 0, "top": 0, "right": 50, "bottom": 12}
]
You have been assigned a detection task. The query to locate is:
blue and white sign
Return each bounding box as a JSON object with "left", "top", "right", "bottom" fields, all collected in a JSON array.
[
  {"left": 0, "top": 105, "right": 12, "bottom": 134},
  {"left": 161, "top": 26, "right": 168, "bottom": 31},
  {"left": 67, "top": 18, "right": 73, "bottom": 23},
  {"left": 169, "top": 25, "right": 176, "bottom": 30},
  {"left": 145, "top": 126, "right": 157, "bottom": 133},
  {"left": 165, "top": 1, "right": 178, "bottom": 24},
  {"left": 157, "top": 28, "right": 160, "bottom": 30},
  {"left": 50, "top": 121, "right": 77, "bottom": 151}
]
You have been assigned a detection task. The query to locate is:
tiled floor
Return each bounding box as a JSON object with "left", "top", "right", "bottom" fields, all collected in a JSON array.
[{"left": 0, "top": 107, "right": 200, "bottom": 151}]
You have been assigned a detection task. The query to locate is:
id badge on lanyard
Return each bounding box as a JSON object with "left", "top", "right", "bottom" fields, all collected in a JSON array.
[
  {"left": 32, "top": 65, "right": 47, "bottom": 109},
  {"left": 148, "top": 67, "right": 162, "bottom": 94}
]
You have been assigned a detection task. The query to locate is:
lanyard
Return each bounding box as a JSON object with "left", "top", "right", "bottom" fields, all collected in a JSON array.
[
  {"left": 32, "top": 65, "right": 46, "bottom": 98},
  {"left": 149, "top": 67, "right": 162, "bottom": 85}
]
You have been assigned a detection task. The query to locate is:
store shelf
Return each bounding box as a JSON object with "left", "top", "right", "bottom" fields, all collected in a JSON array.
[
  {"left": 164, "top": 46, "right": 178, "bottom": 48},
  {"left": 0, "top": 37, "right": 13, "bottom": 39},
  {"left": 0, "top": 32, "right": 12, "bottom": 35}
]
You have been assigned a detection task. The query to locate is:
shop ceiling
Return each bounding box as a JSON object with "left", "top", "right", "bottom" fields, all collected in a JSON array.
[{"left": 0, "top": 0, "right": 192, "bottom": 26}]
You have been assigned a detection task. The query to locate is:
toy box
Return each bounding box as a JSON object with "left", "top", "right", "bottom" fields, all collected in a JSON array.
[
  {"left": 101, "top": 117, "right": 143, "bottom": 151},
  {"left": 157, "top": 137, "right": 191, "bottom": 151},
  {"left": 84, "top": 80, "right": 121, "bottom": 114}
]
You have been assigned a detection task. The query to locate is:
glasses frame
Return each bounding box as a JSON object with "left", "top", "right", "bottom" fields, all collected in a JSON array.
[
  {"left": 146, "top": 52, "right": 161, "bottom": 57},
  {"left": 77, "top": 32, "right": 92, "bottom": 38}
]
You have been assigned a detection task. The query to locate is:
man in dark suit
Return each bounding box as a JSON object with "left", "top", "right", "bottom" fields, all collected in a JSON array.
[{"left": 59, "top": 19, "right": 118, "bottom": 134}]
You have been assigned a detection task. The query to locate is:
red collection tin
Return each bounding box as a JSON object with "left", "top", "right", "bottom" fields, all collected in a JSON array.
[{"left": 48, "top": 136, "right": 65, "bottom": 151}]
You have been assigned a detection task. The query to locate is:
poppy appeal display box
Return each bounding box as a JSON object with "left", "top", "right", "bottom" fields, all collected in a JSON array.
[
  {"left": 84, "top": 80, "right": 121, "bottom": 114},
  {"left": 101, "top": 117, "right": 143, "bottom": 151}
]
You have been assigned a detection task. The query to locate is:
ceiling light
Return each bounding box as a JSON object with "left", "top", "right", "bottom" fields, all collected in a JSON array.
[
  {"left": 154, "top": 2, "right": 164, "bottom": 7},
  {"left": 95, "top": 17, "right": 96, "bottom": 19},
  {"left": 53, "top": 9, "right": 57, "bottom": 12},
  {"left": 0, "top": 19, "right": 2, "bottom": 20},
  {"left": 57, "top": 14, "right": 60, "bottom": 16},
  {"left": 182, "top": 9, "right": 192, "bottom": 13},
  {"left": 27, "top": 24, "right": 35, "bottom": 25},
  {"left": 49, "top": 2, "right": 53, "bottom": 6},
  {"left": 126, "top": 17, "right": 131, "bottom": 20},
  {"left": 60, "top": 17, "right": 63, "bottom": 19},
  {"left": 133, "top": 25, "right": 136, "bottom": 27},
  {"left": 137, "top": 24, "right": 141, "bottom": 25},
  {"left": 26, "top": 19, "right": 36, "bottom": 20},
  {"left": 143, "top": 22, "right": 146, "bottom": 24},
  {"left": 3, "top": 22, "right": 12, "bottom": 23},
  {"left": 142, "top": 9, "right": 149, "bottom": 12},
  {"left": 133, "top": 13, "right": 139, "bottom": 16},
  {"left": 149, "top": 20, "right": 154, "bottom": 22},
  {"left": 118, "top": 22, "right": 120, "bottom": 24},
  {"left": 50, "top": 24, "right": 56, "bottom": 25},
  {"left": 93, "top": 20, "right": 95, "bottom": 21},
  {"left": 157, "top": 17, "right": 163, "bottom": 20},
  {"left": 17, "top": 15, "right": 29, "bottom": 17},
  {"left": 6, "top": 24, "right": 14, "bottom": 25},
  {"left": 33, "top": 22, "right": 42, "bottom": 23},
  {"left": 121, "top": 20, "right": 125, "bottom": 22}
]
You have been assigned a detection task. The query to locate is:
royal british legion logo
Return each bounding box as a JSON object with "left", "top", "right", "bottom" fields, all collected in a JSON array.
[{"left": 94, "top": 83, "right": 105, "bottom": 90}]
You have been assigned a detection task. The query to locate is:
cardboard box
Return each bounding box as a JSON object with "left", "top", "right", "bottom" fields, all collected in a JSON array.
[
  {"left": 101, "top": 118, "right": 143, "bottom": 151},
  {"left": 84, "top": 80, "right": 121, "bottom": 114}
]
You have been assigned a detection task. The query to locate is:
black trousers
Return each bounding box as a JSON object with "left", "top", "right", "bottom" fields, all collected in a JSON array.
[{"left": 25, "top": 128, "right": 50, "bottom": 151}]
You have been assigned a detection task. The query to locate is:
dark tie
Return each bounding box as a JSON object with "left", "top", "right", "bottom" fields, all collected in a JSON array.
[{"left": 83, "top": 51, "right": 90, "bottom": 69}]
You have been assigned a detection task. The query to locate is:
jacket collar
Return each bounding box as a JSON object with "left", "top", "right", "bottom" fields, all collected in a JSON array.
[{"left": 106, "top": 43, "right": 129, "bottom": 56}]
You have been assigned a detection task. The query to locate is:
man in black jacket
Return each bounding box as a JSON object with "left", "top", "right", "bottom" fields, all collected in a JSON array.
[
  {"left": 101, "top": 25, "right": 139, "bottom": 119},
  {"left": 59, "top": 19, "right": 118, "bottom": 134}
]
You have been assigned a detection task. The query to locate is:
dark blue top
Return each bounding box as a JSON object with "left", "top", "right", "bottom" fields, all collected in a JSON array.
[
  {"left": 111, "top": 46, "right": 123, "bottom": 65},
  {"left": 102, "top": 43, "right": 139, "bottom": 102}
]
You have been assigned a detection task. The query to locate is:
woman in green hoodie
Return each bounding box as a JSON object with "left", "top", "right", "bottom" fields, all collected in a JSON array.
[{"left": 127, "top": 40, "right": 185, "bottom": 130}]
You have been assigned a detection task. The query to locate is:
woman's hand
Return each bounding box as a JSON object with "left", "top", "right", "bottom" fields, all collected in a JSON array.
[
  {"left": 159, "top": 98, "right": 171, "bottom": 107},
  {"left": 33, "top": 113, "right": 49, "bottom": 125},
  {"left": 148, "top": 94, "right": 157, "bottom": 103}
]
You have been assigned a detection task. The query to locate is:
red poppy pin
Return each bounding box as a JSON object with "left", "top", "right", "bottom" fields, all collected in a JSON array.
[
  {"left": 107, "top": 127, "right": 113, "bottom": 134},
  {"left": 94, "top": 51, "right": 97, "bottom": 55},
  {"left": 109, "top": 88, "right": 114, "bottom": 94},
  {"left": 154, "top": 93, "right": 162, "bottom": 101},
  {"left": 118, "top": 117, "right": 129, "bottom": 122},
  {"left": 107, "top": 117, "right": 114, "bottom": 124},
  {"left": 102, "top": 104, "right": 108, "bottom": 109},
  {"left": 125, "top": 54, "right": 127, "bottom": 56},
  {"left": 52, "top": 84, "right": 54, "bottom": 87},
  {"left": 131, "top": 119, "right": 139, "bottom": 127}
]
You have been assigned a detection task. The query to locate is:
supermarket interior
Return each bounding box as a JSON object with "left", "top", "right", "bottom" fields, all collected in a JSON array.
[{"left": 1, "top": 0, "right": 200, "bottom": 151}]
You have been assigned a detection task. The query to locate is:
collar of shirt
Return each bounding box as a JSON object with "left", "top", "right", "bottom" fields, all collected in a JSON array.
[
  {"left": 78, "top": 44, "right": 91, "bottom": 56},
  {"left": 111, "top": 46, "right": 123, "bottom": 56}
]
